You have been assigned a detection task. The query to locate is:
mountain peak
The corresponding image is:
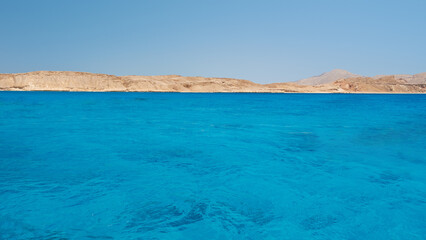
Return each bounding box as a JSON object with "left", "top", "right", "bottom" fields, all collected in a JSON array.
[
  {"left": 297, "top": 69, "right": 361, "bottom": 85},
  {"left": 328, "top": 69, "right": 352, "bottom": 74}
]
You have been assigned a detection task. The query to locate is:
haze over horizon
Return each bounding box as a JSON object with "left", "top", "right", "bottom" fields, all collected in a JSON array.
[{"left": 1, "top": 0, "right": 425, "bottom": 83}]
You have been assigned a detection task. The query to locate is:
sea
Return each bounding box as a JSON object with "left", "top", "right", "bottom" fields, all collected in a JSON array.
[{"left": 0, "top": 92, "right": 425, "bottom": 239}]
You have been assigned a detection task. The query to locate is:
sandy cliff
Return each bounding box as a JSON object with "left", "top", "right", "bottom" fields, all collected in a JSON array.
[{"left": 0, "top": 71, "right": 425, "bottom": 93}]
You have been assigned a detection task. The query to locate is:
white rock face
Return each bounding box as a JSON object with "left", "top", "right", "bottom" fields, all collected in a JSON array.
[{"left": 295, "top": 69, "right": 362, "bottom": 85}]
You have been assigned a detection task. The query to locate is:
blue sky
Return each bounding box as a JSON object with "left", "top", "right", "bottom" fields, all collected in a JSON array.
[{"left": 1, "top": 0, "right": 425, "bottom": 83}]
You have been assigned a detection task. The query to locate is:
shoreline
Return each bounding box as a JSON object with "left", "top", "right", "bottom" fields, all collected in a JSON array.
[{"left": 1, "top": 90, "right": 425, "bottom": 94}]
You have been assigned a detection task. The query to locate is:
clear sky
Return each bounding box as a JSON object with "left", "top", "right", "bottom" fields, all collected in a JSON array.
[{"left": 1, "top": 0, "right": 425, "bottom": 83}]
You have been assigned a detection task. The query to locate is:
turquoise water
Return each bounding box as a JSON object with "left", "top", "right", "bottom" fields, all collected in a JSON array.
[{"left": 0, "top": 92, "right": 425, "bottom": 239}]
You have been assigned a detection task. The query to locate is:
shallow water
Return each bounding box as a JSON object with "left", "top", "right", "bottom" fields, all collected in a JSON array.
[{"left": 0, "top": 92, "right": 425, "bottom": 239}]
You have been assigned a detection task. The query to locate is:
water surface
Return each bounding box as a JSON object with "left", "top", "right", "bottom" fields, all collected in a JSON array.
[{"left": 0, "top": 92, "right": 425, "bottom": 239}]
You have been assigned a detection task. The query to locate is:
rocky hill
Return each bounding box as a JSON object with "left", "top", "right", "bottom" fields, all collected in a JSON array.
[
  {"left": 333, "top": 76, "right": 426, "bottom": 93},
  {"left": 372, "top": 72, "right": 426, "bottom": 84}
]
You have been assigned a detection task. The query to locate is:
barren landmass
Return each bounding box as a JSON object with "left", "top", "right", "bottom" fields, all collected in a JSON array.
[{"left": 0, "top": 71, "right": 425, "bottom": 93}]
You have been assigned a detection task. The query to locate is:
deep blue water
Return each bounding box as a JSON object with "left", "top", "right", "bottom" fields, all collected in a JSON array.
[{"left": 0, "top": 92, "right": 425, "bottom": 240}]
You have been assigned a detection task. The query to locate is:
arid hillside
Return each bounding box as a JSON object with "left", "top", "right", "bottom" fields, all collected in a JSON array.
[
  {"left": 333, "top": 76, "right": 426, "bottom": 93},
  {"left": 0, "top": 71, "right": 425, "bottom": 93}
]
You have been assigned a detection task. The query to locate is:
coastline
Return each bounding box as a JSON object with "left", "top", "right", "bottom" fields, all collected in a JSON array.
[
  {"left": 1, "top": 71, "right": 425, "bottom": 94},
  {"left": 1, "top": 90, "right": 425, "bottom": 94}
]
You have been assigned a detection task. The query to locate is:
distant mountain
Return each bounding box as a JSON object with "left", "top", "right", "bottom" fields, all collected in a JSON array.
[{"left": 295, "top": 69, "right": 362, "bottom": 85}]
